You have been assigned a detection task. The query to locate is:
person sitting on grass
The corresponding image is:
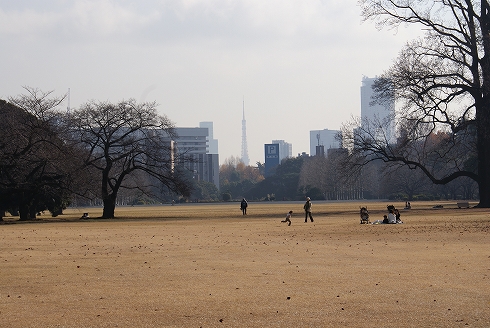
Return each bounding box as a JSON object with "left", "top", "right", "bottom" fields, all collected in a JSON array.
[
  {"left": 387, "top": 209, "right": 396, "bottom": 224},
  {"left": 394, "top": 208, "right": 403, "bottom": 224}
]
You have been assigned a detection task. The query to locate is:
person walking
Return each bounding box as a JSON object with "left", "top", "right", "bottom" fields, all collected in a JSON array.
[
  {"left": 240, "top": 198, "right": 248, "bottom": 215},
  {"left": 281, "top": 210, "right": 293, "bottom": 226},
  {"left": 303, "top": 197, "right": 314, "bottom": 223}
]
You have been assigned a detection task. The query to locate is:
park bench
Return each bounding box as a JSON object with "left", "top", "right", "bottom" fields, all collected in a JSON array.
[{"left": 457, "top": 202, "right": 470, "bottom": 208}]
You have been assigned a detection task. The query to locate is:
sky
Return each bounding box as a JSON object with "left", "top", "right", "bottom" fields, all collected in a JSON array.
[{"left": 0, "top": 0, "right": 422, "bottom": 165}]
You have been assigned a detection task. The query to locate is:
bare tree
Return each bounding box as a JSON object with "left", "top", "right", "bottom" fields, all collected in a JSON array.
[
  {"left": 69, "top": 99, "right": 192, "bottom": 218},
  {"left": 350, "top": 0, "right": 490, "bottom": 207},
  {"left": 382, "top": 164, "right": 432, "bottom": 200}
]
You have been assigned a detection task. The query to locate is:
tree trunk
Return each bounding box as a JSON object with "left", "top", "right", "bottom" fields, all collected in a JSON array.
[
  {"left": 102, "top": 196, "right": 116, "bottom": 219},
  {"left": 29, "top": 206, "right": 37, "bottom": 220},
  {"left": 476, "top": 103, "right": 490, "bottom": 207},
  {"left": 477, "top": 3, "right": 490, "bottom": 208},
  {"left": 18, "top": 204, "right": 30, "bottom": 221}
]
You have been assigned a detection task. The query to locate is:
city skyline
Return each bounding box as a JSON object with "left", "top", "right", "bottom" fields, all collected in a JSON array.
[{"left": 0, "top": 1, "right": 422, "bottom": 165}]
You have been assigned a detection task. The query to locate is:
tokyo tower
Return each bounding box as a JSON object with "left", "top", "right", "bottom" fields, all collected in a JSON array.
[{"left": 241, "top": 98, "right": 250, "bottom": 166}]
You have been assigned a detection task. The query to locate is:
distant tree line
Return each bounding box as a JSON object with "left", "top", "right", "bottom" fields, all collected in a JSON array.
[
  {"left": 2, "top": 83, "right": 480, "bottom": 222},
  {"left": 219, "top": 135, "right": 478, "bottom": 202}
]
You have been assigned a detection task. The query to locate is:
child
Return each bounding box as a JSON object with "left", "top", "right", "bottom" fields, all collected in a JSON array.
[
  {"left": 282, "top": 210, "right": 293, "bottom": 226},
  {"left": 394, "top": 208, "right": 403, "bottom": 223}
]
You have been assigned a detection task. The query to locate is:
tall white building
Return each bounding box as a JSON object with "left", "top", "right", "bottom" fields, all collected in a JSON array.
[
  {"left": 360, "top": 76, "right": 395, "bottom": 143},
  {"left": 271, "top": 140, "right": 292, "bottom": 162},
  {"left": 199, "top": 121, "right": 219, "bottom": 154},
  {"left": 309, "top": 129, "right": 340, "bottom": 157}
]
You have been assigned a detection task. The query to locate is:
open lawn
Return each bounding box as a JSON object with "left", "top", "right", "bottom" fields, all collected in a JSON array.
[{"left": 1, "top": 201, "right": 489, "bottom": 327}]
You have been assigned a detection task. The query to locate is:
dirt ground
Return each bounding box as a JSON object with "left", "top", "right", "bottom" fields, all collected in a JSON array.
[{"left": 0, "top": 201, "right": 489, "bottom": 327}]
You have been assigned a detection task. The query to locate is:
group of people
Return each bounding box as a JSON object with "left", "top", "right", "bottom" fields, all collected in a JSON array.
[
  {"left": 244, "top": 197, "right": 405, "bottom": 226},
  {"left": 281, "top": 197, "right": 314, "bottom": 226},
  {"left": 241, "top": 196, "right": 315, "bottom": 226},
  {"left": 382, "top": 205, "right": 403, "bottom": 224}
]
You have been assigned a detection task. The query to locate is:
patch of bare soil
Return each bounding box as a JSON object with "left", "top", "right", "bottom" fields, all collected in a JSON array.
[{"left": 0, "top": 202, "right": 489, "bottom": 327}]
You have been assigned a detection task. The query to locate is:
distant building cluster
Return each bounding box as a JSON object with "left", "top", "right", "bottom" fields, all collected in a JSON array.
[{"left": 182, "top": 76, "right": 394, "bottom": 184}]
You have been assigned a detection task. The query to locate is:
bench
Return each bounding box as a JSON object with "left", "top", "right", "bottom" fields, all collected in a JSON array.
[{"left": 457, "top": 202, "right": 470, "bottom": 208}]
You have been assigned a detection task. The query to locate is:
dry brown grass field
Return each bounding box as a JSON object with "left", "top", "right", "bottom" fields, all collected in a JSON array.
[{"left": 1, "top": 201, "right": 489, "bottom": 327}]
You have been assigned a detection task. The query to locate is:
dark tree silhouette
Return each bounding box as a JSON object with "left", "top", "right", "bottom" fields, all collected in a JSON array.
[
  {"left": 0, "top": 88, "right": 78, "bottom": 220},
  {"left": 69, "top": 99, "right": 191, "bottom": 218}
]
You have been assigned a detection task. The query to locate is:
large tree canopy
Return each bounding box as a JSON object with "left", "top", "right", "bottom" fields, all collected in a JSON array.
[
  {"left": 348, "top": 0, "right": 490, "bottom": 207},
  {"left": 69, "top": 99, "right": 192, "bottom": 218},
  {"left": 0, "top": 89, "right": 78, "bottom": 220},
  {"left": 244, "top": 157, "right": 304, "bottom": 201}
]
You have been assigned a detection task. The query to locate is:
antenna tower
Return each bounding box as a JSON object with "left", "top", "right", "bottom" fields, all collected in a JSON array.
[
  {"left": 66, "top": 88, "right": 71, "bottom": 112},
  {"left": 241, "top": 98, "right": 250, "bottom": 166}
]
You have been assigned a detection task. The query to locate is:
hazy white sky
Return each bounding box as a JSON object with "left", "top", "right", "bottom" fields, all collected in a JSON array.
[{"left": 0, "top": 0, "right": 421, "bottom": 164}]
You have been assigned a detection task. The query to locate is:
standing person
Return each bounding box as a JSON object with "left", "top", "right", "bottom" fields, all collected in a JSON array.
[
  {"left": 303, "top": 197, "right": 314, "bottom": 223},
  {"left": 281, "top": 210, "right": 293, "bottom": 226},
  {"left": 240, "top": 198, "right": 248, "bottom": 215}
]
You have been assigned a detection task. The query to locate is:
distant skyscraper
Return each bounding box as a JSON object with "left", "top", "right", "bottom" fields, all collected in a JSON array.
[
  {"left": 199, "top": 121, "right": 219, "bottom": 154},
  {"left": 309, "top": 129, "right": 340, "bottom": 157},
  {"left": 360, "top": 76, "right": 395, "bottom": 143},
  {"left": 241, "top": 99, "right": 250, "bottom": 166},
  {"left": 271, "top": 140, "right": 292, "bottom": 161}
]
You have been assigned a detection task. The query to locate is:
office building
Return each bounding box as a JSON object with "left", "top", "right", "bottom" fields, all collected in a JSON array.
[
  {"left": 309, "top": 129, "right": 340, "bottom": 157},
  {"left": 271, "top": 139, "right": 292, "bottom": 161},
  {"left": 199, "top": 121, "right": 219, "bottom": 154},
  {"left": 264, "top": 143, "right": 280, "bottom": 177},
  {"left": 174, "top": 127, "right": 219, "bottom": 190},
  {"left": 360, "top": 76, "right": 395, "bottom": 143}
]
